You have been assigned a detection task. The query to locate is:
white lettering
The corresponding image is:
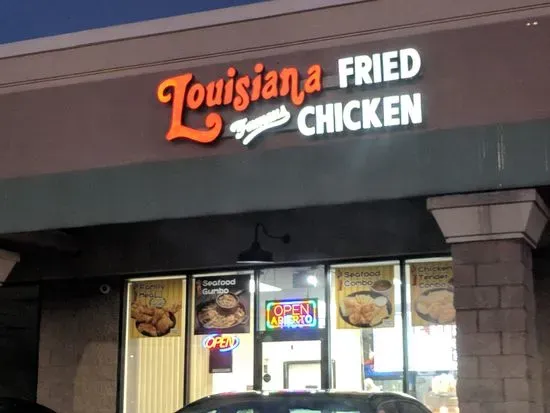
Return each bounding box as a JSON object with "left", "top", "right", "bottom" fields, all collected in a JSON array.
[
  {"left": 362, "top": 98, "right": 382, "bottom": 129},
  {"left": 343, "top": 100, "right": 361, "bottom": 131},
  {"left": 382, "top": 50, "right": 399, "bottom": 82},
  {"left": 372, "top": 53, "right": 383, "bottom": 83},
  {"left": 400, "top": 93, "right": 422, "bottom": 125},
  {"left": 334, "top": 102, "right": 344, "bottom": 132},
  {"left": 315, "top": 103, "right": 335, "bottom": 134},
  {"left": 299, "top": 93, "right": 423, "bottom": 138},
  {"left": 383, "top": 95, "right": 401, "bottom": 126},
  {"left": 229, "top": 105, "right": 291, "bottom": 145},
  {"left": 338, "top": 57, "right": 354, "bottom": 88},
  {"left": 297, "top": 106, "right": 316, "bottom": 136},
  {"left": 354, "top": 55, "right": 372, "bottom": 86},
  {"left": 337, "top": 48, "right": 422, "bottom": 87},
  {"left": 400, "top": 48, "right": 422, "bottom": 79}
]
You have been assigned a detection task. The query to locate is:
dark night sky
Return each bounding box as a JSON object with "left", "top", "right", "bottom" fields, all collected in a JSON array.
[{"left": 0, "top": 0, "right": 265, "bottom": 44}]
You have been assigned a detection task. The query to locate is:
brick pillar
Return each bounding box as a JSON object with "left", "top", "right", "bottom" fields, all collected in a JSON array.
[{"left": 428, "top": 189, "right": 549, "bottom": 413}]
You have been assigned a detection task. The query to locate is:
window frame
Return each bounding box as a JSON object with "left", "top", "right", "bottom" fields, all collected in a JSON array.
[{"left": 120, "top": 253, "right": 453, "bottom": 409}]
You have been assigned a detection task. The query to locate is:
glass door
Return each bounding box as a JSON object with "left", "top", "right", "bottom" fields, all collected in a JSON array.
[
  {"left": 254, "top": 265, "right": 330, "bottom": 390},
  {"left": 261, "top": 340, "right": 322, "bottom": 390}
]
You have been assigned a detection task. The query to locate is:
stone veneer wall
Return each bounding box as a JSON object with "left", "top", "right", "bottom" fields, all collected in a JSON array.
[
  {"left": 37, "top": 277, "right": 121, "bottom": 413},
  {"left": 452, "top": 240, "right": 543, "bottom": 413},
  {"left": 535, "top": 265, "right": 550, "bottom": 413}
]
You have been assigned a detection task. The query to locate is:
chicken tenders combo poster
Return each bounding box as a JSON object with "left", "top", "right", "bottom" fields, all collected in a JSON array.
[
  {"left": 129, "top": 279, "right": 184, "bottom": 338},
  {"left": 334, "top": 265, "right": 396, "bottom": 329},
  {"left": 410, "top": 261, "right": 455, "bottom": 327}
]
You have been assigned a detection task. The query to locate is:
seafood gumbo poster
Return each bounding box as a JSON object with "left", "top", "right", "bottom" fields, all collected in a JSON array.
[
  {"left": 129, "top": 279, "right": 184, "bottom": 338},
  {"left": 334, "top": 265, "right": 395, "bottom": 329},
  {"left": 194, "top": 274, "right": 251, "bottom": 335},
  {"left": 410, "top": 261, "right": 455, "bottom": 326}
]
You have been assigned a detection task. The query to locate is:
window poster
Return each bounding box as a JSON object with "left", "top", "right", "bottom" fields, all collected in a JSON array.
[
  {"left": 129, "top": 279, "right": 184, "bottom": 338},
  {"left": 194, "top": 274, "right": 251, "bottom": 335},
  {"left": 410, "top": 261, "right": 455, "bottom": 326},
  {"left": 334, "top": 265, "right": 395, "bottom": 329}
]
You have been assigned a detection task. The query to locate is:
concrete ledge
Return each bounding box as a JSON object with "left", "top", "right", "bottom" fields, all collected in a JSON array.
[{"left": 427, "top": 189, "right": 550, "bottom": 248}]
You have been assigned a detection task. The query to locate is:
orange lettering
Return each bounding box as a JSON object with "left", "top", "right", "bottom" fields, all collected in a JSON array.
[
  {"left": 157, "top": 62, "right": 323, "bottom": 144},
  {"left": 251, "top": 63, "right": 264, "bottom": 102},
  {"left": 304, "top": 65, "right": 322, "bottom": 94},
  {"left": 279, "top": 67, "right": 305, "bottom": 106},
  {"left": 233, "top": 76, "right": 251, "bottom": 112},
  {"left": 261, "top": 70, "right": 279, "bottom": 100},
  {"left": 205, "top": 79, "right": 224, "bottom": 107},
  {"left": 157, "top": 75, "right": 223, "bottom": 143}
]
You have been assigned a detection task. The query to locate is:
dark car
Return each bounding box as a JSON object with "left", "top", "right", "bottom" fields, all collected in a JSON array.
[
  {"left": 0, "top": 398, "right": 56, "bottom": 413},
  {"left": 176, "top": 391, "right": 432, "bottom": 413}
]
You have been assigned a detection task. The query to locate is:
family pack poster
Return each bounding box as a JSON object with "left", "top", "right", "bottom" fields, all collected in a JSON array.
[{"left": 129, "top": 279, "right": 184, "bottom": 339}]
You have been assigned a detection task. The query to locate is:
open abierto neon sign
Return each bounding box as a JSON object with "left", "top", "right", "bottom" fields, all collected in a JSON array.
[{"left": 265, "top": 299, "right": 318, "bottom": 330}]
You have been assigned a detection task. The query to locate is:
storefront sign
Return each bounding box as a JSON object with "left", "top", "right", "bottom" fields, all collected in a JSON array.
[
  {"left": 202, "top": 334, "right": 241, "bottom": 352},
  {"left": 334, "top": 265, "right": 395, "bottom": 329},
  {"left": 194, "top": 274, "right": 251, "bottom": 335},
  {"left": 265, "top": 298, "right": 318, "bottom": 329},
  {"left": 410, "top": 261, "right": 455, "bottom": 326},
  {"left": 129, "top": 279, "right": 183, "bottom": 338},
  {"left": 157, "top": 48, "right": 423, "bottom": 146}
]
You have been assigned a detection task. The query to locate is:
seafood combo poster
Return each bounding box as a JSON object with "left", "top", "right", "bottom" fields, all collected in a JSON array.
[
  {"left": 129, "top": 279, "right": 184, "bottom": 339},
  {"left": 410, "top": 261, "right": 456, "bottom": 326},
  {"left": 194, "top": 274, "right": 251, "bottom": 335},
  {"left": 334, "top": 265, "right": 395, "bottom": 329}
]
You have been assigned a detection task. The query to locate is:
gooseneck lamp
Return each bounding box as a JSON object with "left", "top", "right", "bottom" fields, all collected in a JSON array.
[{"left": 237, "top": 223, "right": 290, "bottom": 264}]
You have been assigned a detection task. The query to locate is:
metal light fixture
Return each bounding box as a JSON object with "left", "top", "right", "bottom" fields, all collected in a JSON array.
[{"left": 237, "top": 223, "right": 290, "bottom": 264}]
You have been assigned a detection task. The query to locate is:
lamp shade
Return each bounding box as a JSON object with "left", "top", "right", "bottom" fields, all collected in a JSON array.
[{"left": 237, "top": 241, "right": 273, "bottom": 264}]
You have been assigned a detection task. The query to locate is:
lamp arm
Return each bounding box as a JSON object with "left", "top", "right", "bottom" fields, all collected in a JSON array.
[{"left": 255, "top": 223, "right": 290, "bottom": 244}]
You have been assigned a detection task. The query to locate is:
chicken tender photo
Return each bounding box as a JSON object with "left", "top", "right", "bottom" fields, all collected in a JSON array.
[{"left": 415, "top": 289, "right": 455, "bottom": 325}]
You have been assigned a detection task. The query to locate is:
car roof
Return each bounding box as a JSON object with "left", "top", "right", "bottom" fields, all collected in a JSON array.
[{"left": 184, "top": 390, "right": 419, "bottom": 410}]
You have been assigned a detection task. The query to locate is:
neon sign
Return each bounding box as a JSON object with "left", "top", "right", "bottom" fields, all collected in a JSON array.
[
  {"left": 265, "top": 299, "right": 318, "bottom": 330},
  {"left": 157, "top": 48, "right": 423, "bottom": 146},
  {"left": 157, "top": 64, "right": 322, "bottom": 143},
  {"left": 202, "top": 334, "right": 241, "bottom": 352}
]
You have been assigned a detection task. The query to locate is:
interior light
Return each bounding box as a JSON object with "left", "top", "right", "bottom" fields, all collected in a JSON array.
[
  {"left": 306, "top": 275, "right": 318, "bottom": 287},
  {"left": 249, "top": 279, "right": 282, "bottom": 292}
]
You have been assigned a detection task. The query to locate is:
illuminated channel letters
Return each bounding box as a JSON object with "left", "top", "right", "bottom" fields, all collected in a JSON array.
[
  {"left": 157, "top": 47, "right": 423, "bottom": 146},
  {"left": 265, "top": 299, "right": 318, "bottom": 330},
  {"left": 157, "top": 64, "right": 322, "bottom": 143},
  {"left": 202, "top": 334, "right": 241, "bottom": 352}
]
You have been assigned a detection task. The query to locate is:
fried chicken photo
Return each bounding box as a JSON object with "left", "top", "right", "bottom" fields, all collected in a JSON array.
[{"left": 130, "top": 297, "right": 182, "bottom": 337}]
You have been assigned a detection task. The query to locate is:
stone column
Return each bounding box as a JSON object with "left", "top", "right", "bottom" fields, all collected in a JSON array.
[{"left": 427, "top": 189, "right": 549, "bottom": 413}]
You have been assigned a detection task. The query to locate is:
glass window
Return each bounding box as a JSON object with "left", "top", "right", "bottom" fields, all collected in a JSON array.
[
  {"left": 405, "top": 258, "right": 458, "bottom": 412},
  {"left": 189, "top": 272, "right": 254, "bottom": 402},
  {"left": 330, "top": 262, "right": 403, "bottom": 392},
  {"left": 124, "top": 276, "right": 186, "bottom": 413},
  {"left": 258, "top": 266, "right": 326, "bottom": 330}
]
